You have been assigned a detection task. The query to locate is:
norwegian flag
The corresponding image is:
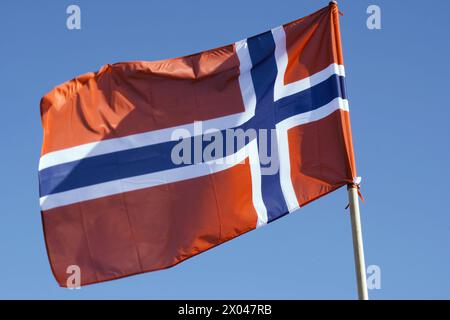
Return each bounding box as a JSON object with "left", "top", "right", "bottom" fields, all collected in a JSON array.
[{"left": 39, "top": 3, "right": 357, "bottom": 286}]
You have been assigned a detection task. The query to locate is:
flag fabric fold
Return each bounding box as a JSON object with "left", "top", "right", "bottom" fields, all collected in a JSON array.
[{"left": 39, "top": 3, "right": 357, "bottom": 286}]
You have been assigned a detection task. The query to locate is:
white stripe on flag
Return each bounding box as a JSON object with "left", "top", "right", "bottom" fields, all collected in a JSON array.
[{"left": 248, "top": 139, "right": 268, "bottom": 227}]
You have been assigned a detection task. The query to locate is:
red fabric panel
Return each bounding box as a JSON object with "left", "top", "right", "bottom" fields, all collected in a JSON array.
[
  {"left": 283, "top": 4, "right": 343, "bottom": 84},
  {"left": 287, "top": 109, "right": 356, "bottom": 206},
  {"left": 42, "top": 161, "right": 257, "bottom": 286},
  {"left": 40, "top": 45, "right": 244, "bottom": 155}
]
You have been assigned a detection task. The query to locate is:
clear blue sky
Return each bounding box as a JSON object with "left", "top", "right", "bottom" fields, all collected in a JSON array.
[{"left": 1, "top": 0, "right": 449, "bottom": 299}]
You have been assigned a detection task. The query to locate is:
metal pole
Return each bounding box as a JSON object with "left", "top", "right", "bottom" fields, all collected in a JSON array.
[{"left": 347, "top": 183, "right": 369, "bottom": 300}]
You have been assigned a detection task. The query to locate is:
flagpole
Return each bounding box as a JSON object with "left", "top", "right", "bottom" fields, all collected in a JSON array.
[
  {"left": 328, "top": 0, "right": 368, "bottom": 301},
  {"left": 347, "top": 183, "right": 369, "bottom": 300}
]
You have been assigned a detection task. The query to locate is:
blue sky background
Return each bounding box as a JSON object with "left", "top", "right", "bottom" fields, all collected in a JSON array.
[{"left": 1, "top": 0, "right": 449, "bottom": 299}]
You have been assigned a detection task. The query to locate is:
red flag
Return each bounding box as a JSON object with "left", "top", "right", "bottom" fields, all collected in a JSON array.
[{"left": 39, "top": 3, "right": 356, "bottom": 286}]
